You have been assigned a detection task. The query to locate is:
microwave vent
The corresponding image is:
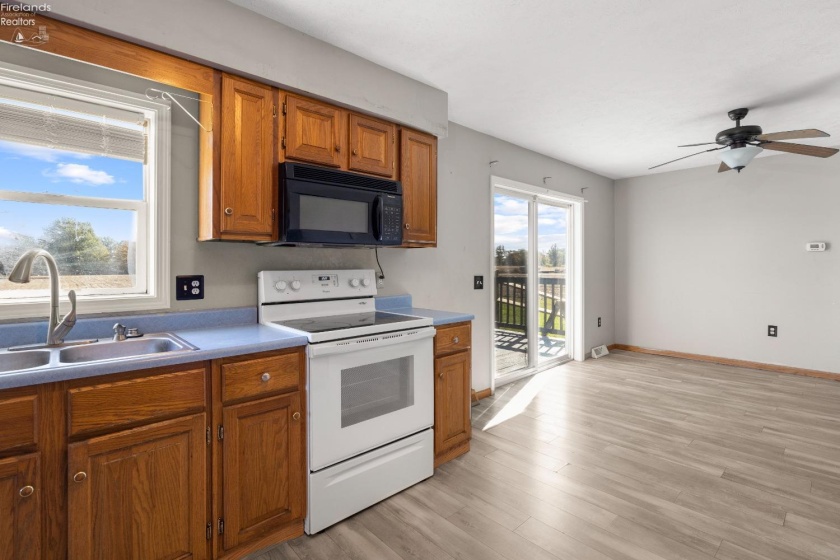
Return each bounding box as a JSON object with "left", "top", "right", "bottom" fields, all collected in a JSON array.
[{"left": 288, "top": 163, "right": 400, "bottom": 193}]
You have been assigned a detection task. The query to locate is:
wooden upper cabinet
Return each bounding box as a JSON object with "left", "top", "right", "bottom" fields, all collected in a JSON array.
[
  {"left": 220, "top": 73, "right": 277, "bottom": 240},
  {"left": 67, "top": 414, "right": 208, "bottom": 560},
  {"left": 400, "top": 128, "right": 438, "bottom": 245},
  {"left": 221, "top": 393, "right": 304, "bottom": 551},
  {"left": 348, "top": 114, "right": 396, "bottom": 178},
  {"left": 284, "top": 94, "right": 345, "bottom": 168},
  {"left": 0, "top": 453, "right": 41, "bottom": 560}
]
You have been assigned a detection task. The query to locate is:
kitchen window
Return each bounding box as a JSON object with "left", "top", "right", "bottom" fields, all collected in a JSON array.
[{"left": 0, "top": 64, "right": 171, "bottom": 317}]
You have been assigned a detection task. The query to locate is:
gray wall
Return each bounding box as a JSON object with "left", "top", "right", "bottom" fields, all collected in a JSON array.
[
  {"left": 49, "top": 0, "right": 448, "bottom": 137},
  {"left": 615, "top": 155, "right": 840, "bottom": 373},
  {"left": 3, "top": 43, "right": 616, "bottom": 393},
  {"left": 378, "top": 123, "right": 616, "bottom": 388}
]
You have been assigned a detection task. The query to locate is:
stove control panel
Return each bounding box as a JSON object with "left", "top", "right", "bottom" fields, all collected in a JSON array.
[{"left": 258, "top": 269, "right": 377, "bottom": 303}]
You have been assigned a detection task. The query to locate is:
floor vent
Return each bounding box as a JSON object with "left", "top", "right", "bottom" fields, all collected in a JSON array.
[{"left": 591, "top": 344, "right": 610, "bottom": 359}]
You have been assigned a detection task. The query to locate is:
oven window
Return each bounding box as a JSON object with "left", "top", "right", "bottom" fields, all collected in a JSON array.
[
  {"left": 300, "top": 195, "right": 368, "bottom": 233},
  {"left": 341, "top": 357, "right": 414, "bottom": 428}
]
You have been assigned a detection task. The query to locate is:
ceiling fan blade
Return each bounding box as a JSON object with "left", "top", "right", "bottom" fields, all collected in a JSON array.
[
  {"left": 718, "top": 162, "right": 732, "bottom": 173},
  {"left": 755, "top": 129, "right": 829, "bottom": 142},
  {"left": 649, "top": 146, "right": 724, "bottom": 170},
  {"left": 678, "top": 142, "right": 718, "bottom": 147},
  {"left": 761, "top": 142, "right": 839, "bottom": 158}
]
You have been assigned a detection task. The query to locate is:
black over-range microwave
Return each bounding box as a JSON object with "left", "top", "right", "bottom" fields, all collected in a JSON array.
[{"left": 266, "top": 163, "right": 403, "bottom": 247}]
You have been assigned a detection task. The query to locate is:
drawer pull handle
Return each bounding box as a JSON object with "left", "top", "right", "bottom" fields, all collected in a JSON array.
[
  {"left": 224, "top": 207, "right": 233, "bottom": 216},
  {"left": 261, "top": 372, "right": 271, "bottom": 382},
  {"left": 19, "top": 485, "right": 34, "bottom": 498},
  {"left": 292, "top": 412, "right": 301, "bottom": 421},
  {"left": 73, "top": 472, "right": 87, "bottom": 483},
  {"left": 453, "top": 336, "right": 460, "bottom": 344}
]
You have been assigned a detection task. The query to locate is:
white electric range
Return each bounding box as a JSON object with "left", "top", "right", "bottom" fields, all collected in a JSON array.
[{"left": 258, "top": 269, "right": 435, "bottom": 534}]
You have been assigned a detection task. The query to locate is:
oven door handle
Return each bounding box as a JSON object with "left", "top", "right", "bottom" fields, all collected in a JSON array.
[{"left": 308, "top": 326, "right": 436, "bottom": 358}]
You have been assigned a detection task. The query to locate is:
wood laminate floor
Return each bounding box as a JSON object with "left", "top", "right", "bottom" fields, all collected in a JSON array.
[{"left": 248, "top": 350, "right": 840, "bottom": 560}]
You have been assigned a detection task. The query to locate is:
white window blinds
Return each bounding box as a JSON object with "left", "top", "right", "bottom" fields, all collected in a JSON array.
[{"left": 0, "top": 84, "right": 147, "bottom": 162}]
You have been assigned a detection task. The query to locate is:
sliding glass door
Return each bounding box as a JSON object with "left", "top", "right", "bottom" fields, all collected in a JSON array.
[{"left": 493, "top": 188, "right": 571, "bottom": 381}]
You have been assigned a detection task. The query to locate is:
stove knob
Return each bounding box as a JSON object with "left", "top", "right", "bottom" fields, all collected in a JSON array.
[
  {"left": 349, "top": 278, "right": 360, "bottom": 288},
  {"left": 290, "top": 280, "right": 302, "bottom": 291},
  {"left": 361, "top": 278, "right": 371, "bottom": 287},
  {"left": 274, "top": 280, "right": 287, "bottom": 291}
]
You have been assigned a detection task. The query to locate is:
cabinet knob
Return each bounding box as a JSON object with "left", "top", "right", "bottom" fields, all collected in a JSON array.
[
  {"left": 352, "top": 149, "right": 358, "bottom": 156},
  {"left": 224, "top": 207, "right": 233, "bottom": 216},
  {"left": 335, "top": 145, "right": 341, "bottom": 153},
  {"left": 261, "top": 372, "right": 271, "bottom": 382},
  {"left": 404, "top": 223, "right": 410, "bottom": 230},
  {"left": 453, "top": 336, "right": 460, "bottom": 344},
  {"left": 292, "top": 412, "right": 301, "bottom": 421},
  {"left": 19, "top": 485, "right": 34, "bottom": 498},
  {"left": 73, "top": 472, "right": 87, "bottom": 483},
  {"left": 439, "top": 372, "right": 444, "bottom": 379}
]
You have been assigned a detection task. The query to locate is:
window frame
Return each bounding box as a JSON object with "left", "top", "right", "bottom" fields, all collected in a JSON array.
[{"left": 0, "top": 63, "right": 171, "bottom": 318}]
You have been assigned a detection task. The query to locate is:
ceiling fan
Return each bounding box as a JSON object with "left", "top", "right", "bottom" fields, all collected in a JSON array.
[{"left": 650, "top": 108, "right": 839, "bottom": 173}]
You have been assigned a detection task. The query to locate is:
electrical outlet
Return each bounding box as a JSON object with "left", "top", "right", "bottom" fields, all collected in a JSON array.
[
  {"left": 176, "top": 275, "right": 204, "bottom": 300},
  {"left": 768, "top": 325, "right": 777, "bottom": 337},
  {"left": 377, "top": 277, "right": 384, "bottom": 288},
  {"left": 598, "top": 317, "right": 602, "bottom": 327},
  {"left": 474, "top": 276, "right": 484, "bottom": 289}
]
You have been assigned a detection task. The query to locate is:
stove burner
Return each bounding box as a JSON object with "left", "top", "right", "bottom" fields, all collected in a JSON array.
[{"left": 273, "top": 311, "right": 418, "bottom": 334}]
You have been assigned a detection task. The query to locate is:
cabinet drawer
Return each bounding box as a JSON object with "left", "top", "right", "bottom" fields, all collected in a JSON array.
[
  {"left": 434, "top": 323, "right": 471, "bottom": 356},
  {"left": 68, "top": 368, "right": 206, "bottom": 437},
  {"left": 0, "top": 393, "right": 38, "bottom": 452},
  {"left": 222, "top": 352, "right": 301, "bottom": 403}
]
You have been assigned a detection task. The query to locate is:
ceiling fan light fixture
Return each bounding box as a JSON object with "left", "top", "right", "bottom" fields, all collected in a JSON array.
[{"left": 718, "top": 144, "right": 763, "bottom": 172}]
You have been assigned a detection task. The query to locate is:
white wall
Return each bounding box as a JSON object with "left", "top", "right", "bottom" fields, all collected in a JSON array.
[
  {"left": 615, "top": 155, "right": 840, "bottom": 373},
  {"left": 378, "top": 123, "right": 616, "bottom": 389},
  {"left": 48, "top": 0, "right": 448, "bottom": 137}
]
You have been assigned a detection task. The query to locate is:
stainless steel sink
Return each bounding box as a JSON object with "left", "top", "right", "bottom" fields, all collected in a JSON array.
[
  {"left": 58, "top": 335, "right": 196, "bottom": 364},
  {"left": 0, "top": 350, "right": 52, "bottom": 373}
]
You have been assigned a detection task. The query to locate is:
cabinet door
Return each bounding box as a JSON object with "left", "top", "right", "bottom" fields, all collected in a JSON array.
[
  {"left": 284, "top": 94, "right": 345, "bottom": 168},
  {"left": 221, "top": 74, "right": 276, "bottom": 240},
  {"left": 222, "top": 393, "right": 304, "bottom": 551},
  {"left": 68, "top": 414, "right": 208, "bottom": 560},
  {"left": 400, "top": 129, "right": 437, "bottom": 245},
  {"left": 349, "top": 113, "right": 396, "bottom": 177},
  {"left": 0, "top": 453, "right": 40, "bottom": 560},
  {"left": 434, "top": 351, "right": 471, "bottom": 456}
]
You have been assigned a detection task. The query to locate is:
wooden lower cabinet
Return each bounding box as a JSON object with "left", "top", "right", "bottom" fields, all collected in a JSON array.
[
  {"left": 220, "top": 393, "right": 304, "bottom": 553},
  {"left": 433, "top": 322, "right": 472, "bottom": 467},
  {"left": 67, "top": 414, "right": 208, "bottom": 560},
  {"left": 0, "top": 453, "right": 41, "bottom": 560},
  {"left": 0, "top": 347, "right": 307, "bottom": 560}
]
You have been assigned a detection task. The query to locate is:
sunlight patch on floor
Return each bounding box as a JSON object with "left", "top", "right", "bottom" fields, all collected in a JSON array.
[{"left": 482, "top": 369, "right": 558, "bottom": 431}]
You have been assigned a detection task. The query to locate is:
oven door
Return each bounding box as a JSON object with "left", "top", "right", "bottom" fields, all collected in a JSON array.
[{"left": 307, "top": 327, "right": 435, "bottom": 471}]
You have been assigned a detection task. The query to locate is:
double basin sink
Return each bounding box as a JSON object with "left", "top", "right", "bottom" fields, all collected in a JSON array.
[{"left": 0, "top": 334, "right": 197, "bottom": 374}]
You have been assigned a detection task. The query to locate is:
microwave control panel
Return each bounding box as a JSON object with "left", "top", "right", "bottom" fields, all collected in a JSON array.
[{"left": 381, "top": 197, "right": 402, "bottom": 244}]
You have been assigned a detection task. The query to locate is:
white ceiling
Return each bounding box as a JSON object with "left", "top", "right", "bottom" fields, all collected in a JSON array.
[{"left": 230, "top": 0, "right": 840, "bottom": 179}]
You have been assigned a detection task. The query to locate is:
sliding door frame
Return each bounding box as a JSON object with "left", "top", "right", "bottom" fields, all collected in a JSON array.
[{"left": 490, "top": 176, "right": 585, "bottom": 391}]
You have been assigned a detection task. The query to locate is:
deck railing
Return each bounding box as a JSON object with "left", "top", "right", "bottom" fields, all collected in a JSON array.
[{"left": 494, "top": 273, "right": 566, "bottom": 336}]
